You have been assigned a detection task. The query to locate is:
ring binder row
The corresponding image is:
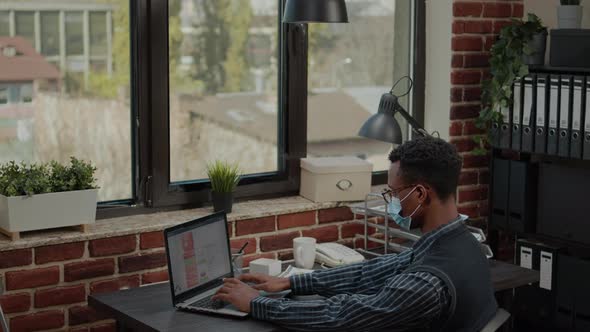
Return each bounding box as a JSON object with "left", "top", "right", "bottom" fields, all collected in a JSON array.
[{"left": 491, "top": 74, "right": 590, "bottom": 160}]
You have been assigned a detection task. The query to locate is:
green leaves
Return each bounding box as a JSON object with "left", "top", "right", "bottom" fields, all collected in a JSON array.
[
  {"left": 0, "top": 157, "right": 98, "bottom": 197},
  {"left": 206, "top": 161, "right": 241, "bottom": 193}
]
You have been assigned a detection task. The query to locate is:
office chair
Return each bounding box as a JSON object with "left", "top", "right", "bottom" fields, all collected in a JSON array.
[
  {"left": 481, "top": 308, "right": 510, "bottom": 332},
  {"left": 0, "top": 302, "right": 8, "bottom": 332}
]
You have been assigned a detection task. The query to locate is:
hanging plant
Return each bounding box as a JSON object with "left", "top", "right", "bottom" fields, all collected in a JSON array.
[{"left": 473, "top": 13, "right": 547, "bottom": 154}]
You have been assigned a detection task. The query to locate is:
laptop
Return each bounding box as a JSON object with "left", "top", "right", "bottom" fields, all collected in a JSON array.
[{"left": 164, "top": 212, "right": 248, "bottom": 318}]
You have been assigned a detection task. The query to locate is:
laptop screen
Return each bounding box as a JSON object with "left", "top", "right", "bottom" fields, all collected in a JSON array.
[{"left": 166, "top": 214, "right": 231, "bottom": 298}]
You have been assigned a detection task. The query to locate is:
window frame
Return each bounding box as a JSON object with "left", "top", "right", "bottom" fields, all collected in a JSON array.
[{"left": 97, "top": 0, "right": 425, "bottom": 218}]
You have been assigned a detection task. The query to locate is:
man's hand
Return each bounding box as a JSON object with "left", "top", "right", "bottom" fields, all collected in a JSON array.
[
  {"left": 211, "top": 278, "right": 260, "bottom": 313},
  {"left": 238, "top": 273, "right": 291, "bottom": 293}
]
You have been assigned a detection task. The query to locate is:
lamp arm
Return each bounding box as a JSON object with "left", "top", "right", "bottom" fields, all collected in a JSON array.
[{"left": 394, "top": 103, "right": 430, "bottom": 138}]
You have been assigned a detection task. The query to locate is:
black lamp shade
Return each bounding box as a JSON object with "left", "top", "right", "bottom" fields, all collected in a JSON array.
[
  {"left": 358, "top": 93, "right": 403, "bottom": 144},
  {"left": 283, "top": 0, "right": 349, "bottom": 23}
]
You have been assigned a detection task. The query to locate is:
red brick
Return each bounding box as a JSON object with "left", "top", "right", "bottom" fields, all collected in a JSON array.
[
  {"left": 118, "top": 251, "right": 166, "bottom": 273},
  {"left": 463, "top": 154, "right": 490, "bottom": 168},
  {"left": 483, "top": 3, "right": 512, "bottom": 18},
  {"left": 318, "top": 207, "right": 354, "bottom": 224},
  {"left": 69, "top": 305, "right": 110, "bottom": 325},
  {"left": 64, "top": 259, "right": 115, "bottom": 282},
  {"left": 89, "top": 235, "right": 137, "bottom": 257},
  {"left": 302, "top": 225, "right": 338, "bottom": 243},
  {"left": 451, "top": 70, "right": 481, "bottom": 85},
  {"left": 341, "top": 223, "right": 374, "bottom": 239},
  {"left": 465, "top": 20, "right": 493, "bottom": 34},
  {"left": 452, "top": 21, "right": 465, "bottom": 34},
  {"left": 458, "top": 187, "right": 489, "bottom": 203},
  {"left": 463, "top": 87, "right": 483, "bottom": 102},
  {"left": 458, "top": 203, "right": 480, "bottom": 218},
  {"left": 35, "top": 284, "right": 86, "bottom": 308},
  {"left": 35, "top": 242, "right": 84, "bottom": 264},
  {"left": 91, "top": 322, "right": 117, "bottom": 332},
  {"left": 354, "top": 238, "right": 381, "bottom": 250},
  {"left": 493, "top": 20, "right": 513, "bottom": 34},
  {"left": 260, "top": 231, "right": 300, "bottom": 252},
  {"left": 485, "top": 36, "right": 497, "bottom": 51},
  {"left": 450, "top": 121, "right": 463, "bottom": 137},
  {"left": 278, "top": 211, "right": 316, "bottom": 230},
  {"left": 453, "top": 2, "right": 483, "bottom": 17},
  {"left": 90, "top": 275, "right": 141, "bottom": 295},
  {"left": 227, "top": 222, "right": 233, "bottom": 238},
  {"left": 6, "top": 266, "right": 60, "bottom": 290},
  {"left": 451, "top": 87, "right": 463, "bottom": 102},
  {"left": 479, "top": 170, "right": 490, "bottom": 185},
  {"left": 235, "top": 216, "right": 275, "bottom": 236},
  {"left": 452, "top": 54, "right": 464, "bottom": 68},
  {"left": 451, "top": 138, "right": 477, "bottom": 152},
  {"left": 141, "top": 270, "right": 169, "bottom": 285},
  {"left": 243, "top": 253, "right": 276, "bottom": 267},
  {"left": 452, "top": 36, "right": 483, "bottom": 51},
  {"left": 479, "top": 200, "right": 490, "bottom": 217},
  {"left": 464, "top": 54, "right": 489, "bottom": 68},
  {"left": 459, "top": 171, "right": 479, "bottom": 186},
  {"left": 277, "top": 250, "right": 293, "bottom": 261},
  {"left": 450, "top": 104, "right": 481, "bottom": 120},
  {"left": 140, "top": 231, "right": 164, "bottom": 250},
  {"left": 464, "top": 120, "right": 486, "bottom": 135},
  {"left": 70, "top": 327, "right": 89, "bottom": 332},
  {"left": 513, "top": 3, "right": 524, "bottom": 18},
  {"left": 0, "top": 249, "right": 32, "bottom": 269},
  {"left": 230, "top": 238, "right": 256, "bottom": 254},
  {"left": 0, "top": 293, "right": 30, "bottom": 314},
  {"left": 10, "top": 310, "right": 64, "bottom": 331}
]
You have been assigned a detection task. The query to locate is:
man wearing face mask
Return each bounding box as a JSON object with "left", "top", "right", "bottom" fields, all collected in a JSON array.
[{"left": 213, "top": 137, "right": 497, "bottom": 331}]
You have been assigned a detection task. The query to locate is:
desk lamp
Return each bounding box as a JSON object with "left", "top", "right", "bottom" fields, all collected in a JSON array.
[{"left": 283, "top": 0, "right": 349, "bottom": 23}]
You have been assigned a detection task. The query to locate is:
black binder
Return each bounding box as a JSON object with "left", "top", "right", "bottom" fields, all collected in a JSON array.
[
  {"left": 499, "top": 104, "right": 511, "bottom": 149},
  {"left": 535, "top": 75, "right": 548, "bottom": 154},
  {"left": 522, "top": 76, "right": 535, "bottom": 152},
  {"left": 547, "top": 77, "right": 560, "bottom": 155},
  {"left": 570, "top": 78, "right": 583, "bottom": 159},
  {"left": 558, "top": 76, "right": 572, "bottom": 157},
  {"left": 490, "top": 158, "right": 509, "bottom": 230},
  {"left": 584, "top": 77, "right": 590, "bottom": 160},
  {"left": 508, "top": 160, "right": 537, "bottom": 233},
  {"left": 512, "top": 78, "right": 523, "bottom": 151}
]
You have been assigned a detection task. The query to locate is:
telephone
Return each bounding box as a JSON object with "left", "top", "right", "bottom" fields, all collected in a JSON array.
[{"left": 315, "top": 243, "right": 365, "bottom": 267}]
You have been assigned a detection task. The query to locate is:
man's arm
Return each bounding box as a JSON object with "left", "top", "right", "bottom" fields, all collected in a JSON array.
[
  {"left": 289, "top": 250, "right": 412, "bottom": 296},
  {"left": 252, "top": 271, "right": 449, "bottom": 332}
]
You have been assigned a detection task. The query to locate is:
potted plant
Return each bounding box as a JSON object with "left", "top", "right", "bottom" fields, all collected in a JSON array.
[
  {"left": 207, "top": 161, "right": 241, "bottom": 213},
  {"left": 558, "top": 0, "right": 583, "bottom": 29},
  {"left": 0, "top": 157, "right": 98, "bottom": 240},
  {"left": 475, "top": 14, "right": 547, "bottom": 152}
]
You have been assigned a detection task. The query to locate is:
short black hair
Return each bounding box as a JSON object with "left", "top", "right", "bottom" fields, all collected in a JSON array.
[{"left": 388, "top": 137, "right": 462, "bottom": 201}]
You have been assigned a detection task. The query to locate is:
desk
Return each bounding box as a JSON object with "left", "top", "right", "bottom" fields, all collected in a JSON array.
[{"left": 89, "top": 260, "right": 538, "bottom": 332}]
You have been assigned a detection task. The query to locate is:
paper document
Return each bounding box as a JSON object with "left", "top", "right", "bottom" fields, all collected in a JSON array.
[{"left": 277, "top": 265, "right": 314, "bottom": 278}]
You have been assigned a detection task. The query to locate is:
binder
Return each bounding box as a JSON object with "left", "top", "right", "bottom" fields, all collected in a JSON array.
[
  {"left": 512, "top": 78, "right": 523, "bottom": 151},
  {"left": 499, "top": 105, "right": 511, "bottom": 149},
  {"left": 547, "top": 77, "right": 560, "bottom": 155},
  {"left": 558, "top": 76, "right": 572, "bottom": 157},
  {"left": 522, "top": 76, "right": 535, "bottom": 152},
  {"left": 584, "top": 76, "right": 590, "bottom": 160},
  {"left": 490, "top": 158, "right": 509, "bottom": 230},
  {"left": 508, "top": 160, "right": 537, "bottom": 233},
  {"left": 535, "top": 75, "right": 548, "bottom": 154},
  {"left": 570, "top": 78, "right": 583, "bottom": 159}
]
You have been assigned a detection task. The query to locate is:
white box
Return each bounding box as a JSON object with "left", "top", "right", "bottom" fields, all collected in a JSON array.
[
  {"left": 300, "top": 157, "right": 373, "bottom": 202},
  {"left": 249, "top": 258, "right": 282, "bottom": 276}
]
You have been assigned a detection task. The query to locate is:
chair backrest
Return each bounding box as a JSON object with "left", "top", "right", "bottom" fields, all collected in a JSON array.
[
  {"left": 0, "top": 302, "right": 8, "bottom": 332},
  {"left": 480, "top": 308, "right": 510, "bottom": 332}
]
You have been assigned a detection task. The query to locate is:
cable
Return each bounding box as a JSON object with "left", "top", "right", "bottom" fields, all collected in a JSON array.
[{"left": 390, "top": 76, "right": 414, "bottom": 97}]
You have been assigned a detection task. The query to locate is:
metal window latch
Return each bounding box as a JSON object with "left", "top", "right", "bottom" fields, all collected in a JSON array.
[{"left": 144, "top": 175, "right": 153, "bottom": 207}]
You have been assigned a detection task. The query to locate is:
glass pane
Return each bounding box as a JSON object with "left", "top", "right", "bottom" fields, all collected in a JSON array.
[
  {"left": 169, "top": 0, "right": 279, "bottom": 182},
  {"left": 89, "top": 12, "right": 107, "bottom": 56},
  {"left": 41, "top": 12, "right": 60, "bottom": 56},
  {"left": 0, "top": 3, "right": 132, "bottom": 202},
  {"left": 15, "top": 12, "right": 35, "bottom": 47},
  {"left": 307, "top": 0, "right": 412, "bottom": 172},
  {"left": 0, "top": 11, "right": 9, "bottom": 37},
  {"left": 65, "top": 12, "right": 83, "bottom": 55}
]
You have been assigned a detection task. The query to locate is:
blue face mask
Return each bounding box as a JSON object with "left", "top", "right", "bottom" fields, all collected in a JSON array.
[{"left": 387, "top": 186, "right": 422, "bottom": 230}]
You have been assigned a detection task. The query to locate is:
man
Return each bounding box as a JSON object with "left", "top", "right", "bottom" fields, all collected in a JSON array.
[{"left": 213, "top": 137, "right": 497, "bottom": 331}]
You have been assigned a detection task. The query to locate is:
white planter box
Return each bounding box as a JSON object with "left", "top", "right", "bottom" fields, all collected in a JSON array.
[{"left": 0, "top": 189, "right": 98, "bottom": 236}]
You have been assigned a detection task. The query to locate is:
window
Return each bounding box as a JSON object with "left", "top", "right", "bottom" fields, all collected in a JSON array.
[
  {"left": 90, "top": 12, "right": 108, "bottom": 56},
  {"left": 41, "top": 12, "right": 60, "bottom": 56},
  {"left": 0, "top": 87, "right": 7, "bottom": 105},
  {"left": 0, "top": 11, "right": 9, "bottom": 37},
  {"left": 20, "top": 84, "right": 33, "bottom": 103},
  {"left": 307, "top": 0, "right": 418, "bottom": 173},
  {"left": 65, "top": 12, "right": 84, "bottom": 56},
  {"left": 15, "top": 12, "right": 35, "bottom": 47}
]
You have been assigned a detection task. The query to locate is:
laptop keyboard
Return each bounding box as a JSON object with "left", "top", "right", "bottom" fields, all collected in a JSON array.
[{"left": 189, "top": 296, "right": 224, "bottom": 310}]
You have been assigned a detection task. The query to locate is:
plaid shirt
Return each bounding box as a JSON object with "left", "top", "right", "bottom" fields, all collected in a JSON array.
[{"left": 250, "top": 216, "right": 468, "bottom": 331}]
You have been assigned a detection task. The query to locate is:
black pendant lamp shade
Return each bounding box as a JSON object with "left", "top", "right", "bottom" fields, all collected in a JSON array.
[{"left": 283, "top": 0, "right": 349, "bottom": 23}]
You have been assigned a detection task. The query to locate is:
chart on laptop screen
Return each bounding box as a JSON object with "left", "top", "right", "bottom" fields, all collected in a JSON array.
[{"left": 168, "top": 219, "right": 230, "bottom": 296}]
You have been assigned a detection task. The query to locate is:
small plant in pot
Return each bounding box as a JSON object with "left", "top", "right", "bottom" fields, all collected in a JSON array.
[
  {"left": 207, "top": 161, "right": 241, "bottom": 213},
  {"left": 558, "top": 0, "right": 583, "bottom": 29}
]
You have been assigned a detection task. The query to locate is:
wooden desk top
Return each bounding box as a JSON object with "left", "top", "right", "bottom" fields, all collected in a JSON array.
[{"left": 89, "top": 260, "right": 539, "bottom": 332}]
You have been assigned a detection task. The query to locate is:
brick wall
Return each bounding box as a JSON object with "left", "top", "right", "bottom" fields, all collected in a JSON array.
[
  {"left": 450, "top": 0, "right": 523, "bottom": 259},
  {"left": 0, "top": 208, "right": 382, "bottom": 332}
]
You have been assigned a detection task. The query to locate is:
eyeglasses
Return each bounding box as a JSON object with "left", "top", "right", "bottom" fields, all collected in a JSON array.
[{"left": 381, "top": 185, "right": 415, "bottom": 204}]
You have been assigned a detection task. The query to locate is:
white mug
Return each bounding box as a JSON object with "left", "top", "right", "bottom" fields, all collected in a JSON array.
[{"left": 293, "top": 237, "right": 316, "bottom": 269}]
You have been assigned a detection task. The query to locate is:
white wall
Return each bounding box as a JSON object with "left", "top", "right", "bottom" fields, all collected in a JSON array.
[{"left": 424, "top": 0, "right": 453, "bottom": 141}]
